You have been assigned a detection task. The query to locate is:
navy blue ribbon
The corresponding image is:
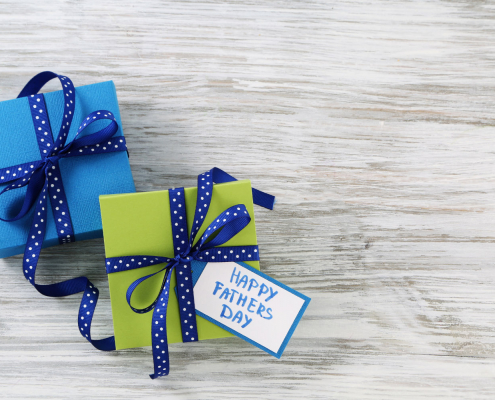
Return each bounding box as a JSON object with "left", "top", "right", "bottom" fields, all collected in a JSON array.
[
  {"left": 0, "top": 72, "right": 128, "bottom": 351},
  {"left": 106, "top": 168, "right": 275, "bottom": 378}
]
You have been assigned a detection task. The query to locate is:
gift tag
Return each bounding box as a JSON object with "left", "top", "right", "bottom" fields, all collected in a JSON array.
[{"left": 191, "top": 261, "right": 310, "bottom": 358}]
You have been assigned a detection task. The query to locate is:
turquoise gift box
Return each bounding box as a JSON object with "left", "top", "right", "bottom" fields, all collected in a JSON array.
[{"left": 0, "top": 79, "right": 136, "bottom": 258}]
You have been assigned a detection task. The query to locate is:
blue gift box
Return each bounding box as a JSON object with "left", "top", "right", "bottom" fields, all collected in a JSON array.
[{"left": 0, "top": 78, "right": 135, "bottom": 258}]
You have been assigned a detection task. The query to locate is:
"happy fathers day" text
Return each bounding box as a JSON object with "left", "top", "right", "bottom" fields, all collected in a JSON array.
[{"left": 212, "top": 266, "right": 278, "bottom": 328}]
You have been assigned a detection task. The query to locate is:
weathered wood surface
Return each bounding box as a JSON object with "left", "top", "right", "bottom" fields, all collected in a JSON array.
[{"left": 1, "top": 0, "right": 495, "bottom": 398}]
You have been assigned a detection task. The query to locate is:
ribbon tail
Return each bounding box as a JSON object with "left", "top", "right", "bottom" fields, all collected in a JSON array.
[
  {"left": 121, "top": 260, "right": 177, "bottom": 378},
  {"left": 23, "top": 180, "right": 115, "bottom": 351},
  {"left": 211, "top": 167, "right": 276, "bottom": 210},
  {"left": 0, "top": 160, "right": 42, "bottom": 187},
  {"left": 78, "top": 279, "right": 116, "bottom": 351},
  {"left": 150, "top": 268, "right": 173, "bottom": 379},
  {"left": 175, "top": 262, "right": 198, "bottom": 344},
  {"left": 0, "top": 166, "right": 46, "bottom": 222}
]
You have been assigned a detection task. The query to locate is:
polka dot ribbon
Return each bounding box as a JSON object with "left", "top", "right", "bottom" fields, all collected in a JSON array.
[
  {"left": 105, "top": 168, "right": 275, "bottom": 378},
  {"left": 0, "top": 72, "right": 129, "bottom": 352}
]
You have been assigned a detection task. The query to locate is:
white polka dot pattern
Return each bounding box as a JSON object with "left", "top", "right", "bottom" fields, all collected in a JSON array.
[
  {"left": 0, "top": 160, "right": 43, "bottom": 199},
  {"left": 77, "top": 279, "right": 116, "bottom": 351},
  {"left": 169, "top": 188, "right": 198, "bottom": 345},
  {"left": 150, "top": 268, "right": 172, "bottom": 379},
  {"left": 27, "top": 94, "right": 75, "bottom": 244},
  {"left": 51, "top": 75, "right": 75, "bottom": 151},
  {"left": 169, "top": 188, "right": 199, "bottom": 342},
  {"left": 105, "top": 255, "right": 172, "bottom": 274},
  {"left": 20, "top": 177, "right": 115, "bottom": 351}
]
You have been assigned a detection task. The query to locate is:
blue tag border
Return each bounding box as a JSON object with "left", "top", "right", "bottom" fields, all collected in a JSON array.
[{"left": 191, "top": 260, "right": 311, "bottom": 359}]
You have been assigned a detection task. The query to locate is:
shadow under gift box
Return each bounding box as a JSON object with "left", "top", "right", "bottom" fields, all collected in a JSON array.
[
  {"left": 100, "top": 180, "right": 259, "bottom": 350},
  {"left": 0, "top": 80, "right": 136, "bottom": 258}
]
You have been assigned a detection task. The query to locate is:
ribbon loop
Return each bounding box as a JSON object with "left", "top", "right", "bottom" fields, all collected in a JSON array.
[
  {"left": 65, "top": 110, "right": 119, "bottom": 152},
  {"left": 126, "top": 264, "right": 172, "bottom": 314},
  {"left": 18, "top": 71, "right": 65, "bottom": 99},
  {"left": 17, "top": 72, "right": 76, "bottom": 150},
  {"left": 196, "top": 204, "right": 251, "bottom": 250}
]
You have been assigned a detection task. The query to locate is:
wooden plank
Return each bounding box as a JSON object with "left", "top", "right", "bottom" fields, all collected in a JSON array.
[{"left": 1, "top": 0, "right": 495, "bottom": 398}]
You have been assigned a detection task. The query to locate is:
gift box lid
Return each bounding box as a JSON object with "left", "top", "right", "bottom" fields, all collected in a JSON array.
[
  {"left": 0, "top": 79, "right": 136, "bottom": 258},
  {"left": 100, "top": 179, "right": 259, "bottom": 350}
]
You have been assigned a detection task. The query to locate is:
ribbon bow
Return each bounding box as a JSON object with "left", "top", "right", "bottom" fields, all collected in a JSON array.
[
  {"left": 0, "top": 71, "right": 128, "bottom": 351},
  {"left": 105, "top": 167, "right": 275, "bottom": 379}
]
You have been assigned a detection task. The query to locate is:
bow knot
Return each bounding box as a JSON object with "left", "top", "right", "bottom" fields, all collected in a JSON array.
[
  {"left": 43, "top": 154, "right": 62, "bottom": 166},
  {"left": 173, "top": 252, "right": 194, "bottom": 265}
]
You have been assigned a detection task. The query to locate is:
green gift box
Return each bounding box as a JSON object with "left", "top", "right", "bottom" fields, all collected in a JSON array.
[{"left": 100, "top": 179, "right": 260, "bottom": 350}]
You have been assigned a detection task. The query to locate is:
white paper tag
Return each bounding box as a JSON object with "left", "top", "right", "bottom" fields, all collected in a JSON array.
[{"left": 192, "top": 261, "right": 310, "bottom": 358}]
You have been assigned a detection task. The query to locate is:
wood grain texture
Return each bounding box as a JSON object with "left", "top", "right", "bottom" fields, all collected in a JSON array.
[{"left": 1, "top": 0, "right": 495, "bottom": 398}]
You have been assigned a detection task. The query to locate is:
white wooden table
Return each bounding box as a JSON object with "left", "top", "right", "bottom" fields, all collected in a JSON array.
[{"left": 1, "top": 1, "right": 495, "bottom": 398}]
